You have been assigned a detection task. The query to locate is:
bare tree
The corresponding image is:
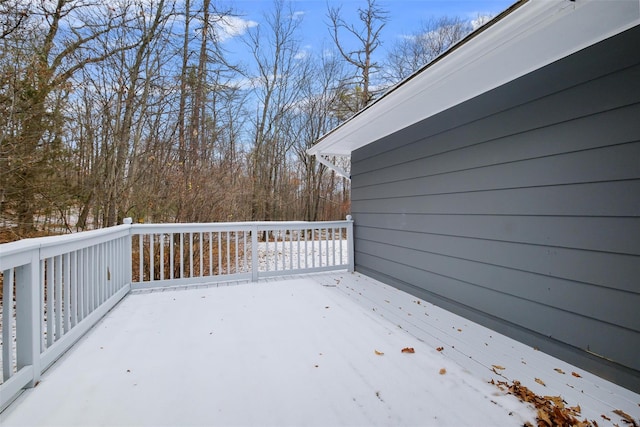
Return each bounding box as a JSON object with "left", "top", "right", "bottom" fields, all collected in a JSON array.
[
  {"left": 172, "top": 1, "right": 239, "bottom": 222},
  {"left": 328, "top": 0, "right": 388, "bottom": 113},
  {"left": 293, "top": 49, "right": 348, "bottom": 221},
  {"left": 244, "top": 0, "right": 306, "bottom": 221},
  {"left": 0, "top": 0, "right": 139, "bottom": 233},
  {"left": 0, "top": 0, "right": 29, "bottom": 39},
  {"left": 101, "top": 0, "right": 171, "bottom": 226},
  {"left": 384, "top": 16, "right": 472, "bottom": 84}
]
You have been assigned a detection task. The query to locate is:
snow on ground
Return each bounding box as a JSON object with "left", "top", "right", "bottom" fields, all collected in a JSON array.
[
  {"left": 0, "top": 240, "right": 348, "bottom": 382},
  {"left": 0, "top": 276, "right": 533, "bottom": 427}
]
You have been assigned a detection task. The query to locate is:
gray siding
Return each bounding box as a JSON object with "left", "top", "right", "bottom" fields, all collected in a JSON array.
[{"left": 351, "top": 25, "right": 640, "bottom": 391}]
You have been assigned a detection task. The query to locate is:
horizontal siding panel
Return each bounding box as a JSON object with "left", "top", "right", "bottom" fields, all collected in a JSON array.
[
  {"left": 356, "top": 226, "right": 640, "bottom": 293},
  {"left": 355, "top": 251, "right": 640, "bottom": 371},
  {"left": 352, "top": 180, "right": 640, "bottom": 217},
  {"left": 355, "top": 106, "right": 640, "bottom": 186},
  {"left": 354, "top": 213, "right": 640, "bottom": 256},
  {"left": 356, "top": 239, "right": 640, "bottom": 332},
  {"left": 353, "top": 142, "right": 640, "bottom": 200},
  {"left": 353, "top": 61, "right": 640, "bottom": 168},
  {"left": 354, "top": 104, "right": 640, "bottom": 189}
]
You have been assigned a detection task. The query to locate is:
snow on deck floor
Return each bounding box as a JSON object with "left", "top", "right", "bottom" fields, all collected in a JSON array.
[{"left": 1, "top": 272, "right": 638, "bottom": 426}]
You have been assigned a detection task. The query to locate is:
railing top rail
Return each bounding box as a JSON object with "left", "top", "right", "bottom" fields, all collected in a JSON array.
[
  {"left": 0, "top": 219, "right": 354, "bottom": 269},
  {"left": 0, "top": 224, "right": 131, "bottom": 269},
  {"left": 130, "top": 220, "right": 352, "bottom": 234}
]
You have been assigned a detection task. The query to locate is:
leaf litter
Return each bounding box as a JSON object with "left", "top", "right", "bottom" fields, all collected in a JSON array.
[{"left": 491, "top": 379, "right": 640, "bottom": 427}]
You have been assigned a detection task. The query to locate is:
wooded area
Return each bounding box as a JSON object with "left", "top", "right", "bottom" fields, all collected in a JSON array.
[{"left": 0, "top": 0, "right": 474, "bottom": 241}]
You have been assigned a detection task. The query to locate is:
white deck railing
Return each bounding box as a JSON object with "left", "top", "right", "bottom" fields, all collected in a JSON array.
[{"left": 0, "top": 218, "right": 353, "bottom": 411}]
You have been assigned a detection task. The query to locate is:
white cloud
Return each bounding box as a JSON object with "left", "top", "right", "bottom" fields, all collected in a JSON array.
[
  {"left": 470, "top": 13, "right": 494, "bottom": 30},
  {"left": 213, "top": 15, "right": 258, "bottom": 42},
  {"left": 291, "top": 11, "right": 305, "bottom": 21},
  {"left": 322, "top": 49, "right": 335, "bottom": 59},
  {"left": 294, "top": 45, "right": 312, "bottom": 60}
]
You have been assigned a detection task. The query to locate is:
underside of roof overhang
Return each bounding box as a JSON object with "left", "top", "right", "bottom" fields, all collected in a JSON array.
[{"left": 307, "top": 0, "right": 640, "bottom": 178}]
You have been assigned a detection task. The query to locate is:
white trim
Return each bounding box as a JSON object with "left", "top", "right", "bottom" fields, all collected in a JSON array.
[
  {"left": 308, "top": 0, "right": 640, "bottom": 158},
  {"left": 316, "top": 154, "right": 351, "bottom": 180}
]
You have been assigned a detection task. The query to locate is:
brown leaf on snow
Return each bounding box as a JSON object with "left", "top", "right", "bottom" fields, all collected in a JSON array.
[
  {"left": 491, "top": 379, "right": 595, "bottom": 427},
  {"left": 538, "top": 408, "right": 553, "bottom": 426},
  {"left": 374, "top": 349, "right": 384, "bottom": 356},
  {"left": 439, "top": 368, "right": 447, "bottom": 375},
  {"left": 436, "top": 346, "right": 444, "bottom": 352},
  {"left": 612, "top": 409, "right": 638, "bottom": 426},
  {"left": 401, "top": 347, "right": 415, "bottom": 353},
  {"left": 535, "top": 378, "right": 546, "bottom": 387},
  {"left": 544, "top": 395, "right": 565, "bottom": 409},
  {"left": 492, "top": 365, "right": 506, "bottom": 370},
  {"left": 572, "top": 371, "right": 582, "bottom": 378},
  {"left": 601, "top": 414, "right": 611, "bottom": 421},
  {"left": 554, "top": 368, "right": 565, "bottom": 374}
]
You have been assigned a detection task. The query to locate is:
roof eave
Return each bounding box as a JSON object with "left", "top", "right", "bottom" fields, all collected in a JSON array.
[{"left": 308, "top": 0, "right": 640, "bottom": 159}]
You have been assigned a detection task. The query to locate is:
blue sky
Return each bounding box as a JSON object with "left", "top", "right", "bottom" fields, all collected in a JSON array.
[{"left": 222, "top": 0, "right": 515, "bottom": 60}]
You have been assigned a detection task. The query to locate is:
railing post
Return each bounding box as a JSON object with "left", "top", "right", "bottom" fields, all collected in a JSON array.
[
  {"left": 123, "top": 217, "right": 133, "bottom": 286},
  {"left": 15, "top": 249, "right": 41, "bottom": 387},
  {"left": 346, "top": 215, "right": 354, "bottom": 273},
  {"left": 251, "top": 223, "right": 259, "bottom": 282}
]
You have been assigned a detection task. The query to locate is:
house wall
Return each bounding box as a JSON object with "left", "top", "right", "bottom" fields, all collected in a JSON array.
[{"left": 350, "top": 25, "right": 640, "bottom": 391}]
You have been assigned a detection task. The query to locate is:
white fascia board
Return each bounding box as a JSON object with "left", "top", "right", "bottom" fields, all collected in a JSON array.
[{"left": 308, "top": 0, "right": 640, "bottom": 157}]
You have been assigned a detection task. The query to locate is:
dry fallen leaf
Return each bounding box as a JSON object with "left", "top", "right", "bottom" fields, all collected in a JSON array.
[
  {"left": 492, "top": 379, "right": 594, "bottom": 427},
  {"left": 535, "top": 378, "right": 547, "bottom": 387},
  {"left": 538, "top": 408, "right": 553, "bottom": 426},
  {"left": 401, "top": 347, "right": 415, "bottom": 353},
  {"left": 571, "top": 371, "right": 582, "bottom": 378},
  {"left": 439, "top": 368, "right": 447, "bottom": 375},
  {"left": 554, "top": 368, "right": 565, "bottom": 374},
  {"left": 601, "top": 414, "right": 611, "bottom": 421},
  {"left": 436, "top": 346, "right": 444, "bottom": 352},
  {"left": 544, "top": 396, "right": 565, "bottom": 409},
  {"left": 374, "top": 349, "right": 384, "bottom": 356},
  {"left": 492, "top": 365, "right": 506, "bottom": 370},
  {"left": 612, "top": 409, "right": 636, "bottom": 425}
]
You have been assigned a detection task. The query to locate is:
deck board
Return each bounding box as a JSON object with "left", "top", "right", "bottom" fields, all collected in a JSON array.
[{"left": 1, "top": 272, "right": 638, "bottom": 426}]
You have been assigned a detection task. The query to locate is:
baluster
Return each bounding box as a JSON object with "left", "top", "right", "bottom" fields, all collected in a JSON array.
[
  {"left": 55, "top": 255, "right": 63, "bottom": 340},
  {"left": 138, "top": 234, "right": 143, "bottom": 283},
  {"left": 170, "top": 233, "right": 175, "bottom": 280},
  {"left": 160, "top": 234, "right": 165, "bottom": 281},
  {"left": 209, "top": 232, "right": 213, "bottom": 276},
  {"left": 179, "top": 233, "right": 184, "bottom": 279},
  {"left": 149, "top": 234, "right": 155, "bottom": 282},
  {"left": 64, "top": 253, "right": 71, "bottom": 331}
]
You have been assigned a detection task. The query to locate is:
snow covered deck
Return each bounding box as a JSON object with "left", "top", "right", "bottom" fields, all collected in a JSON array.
[{"left": 2, "top": 272, "right": 638, "bottom": 426}]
